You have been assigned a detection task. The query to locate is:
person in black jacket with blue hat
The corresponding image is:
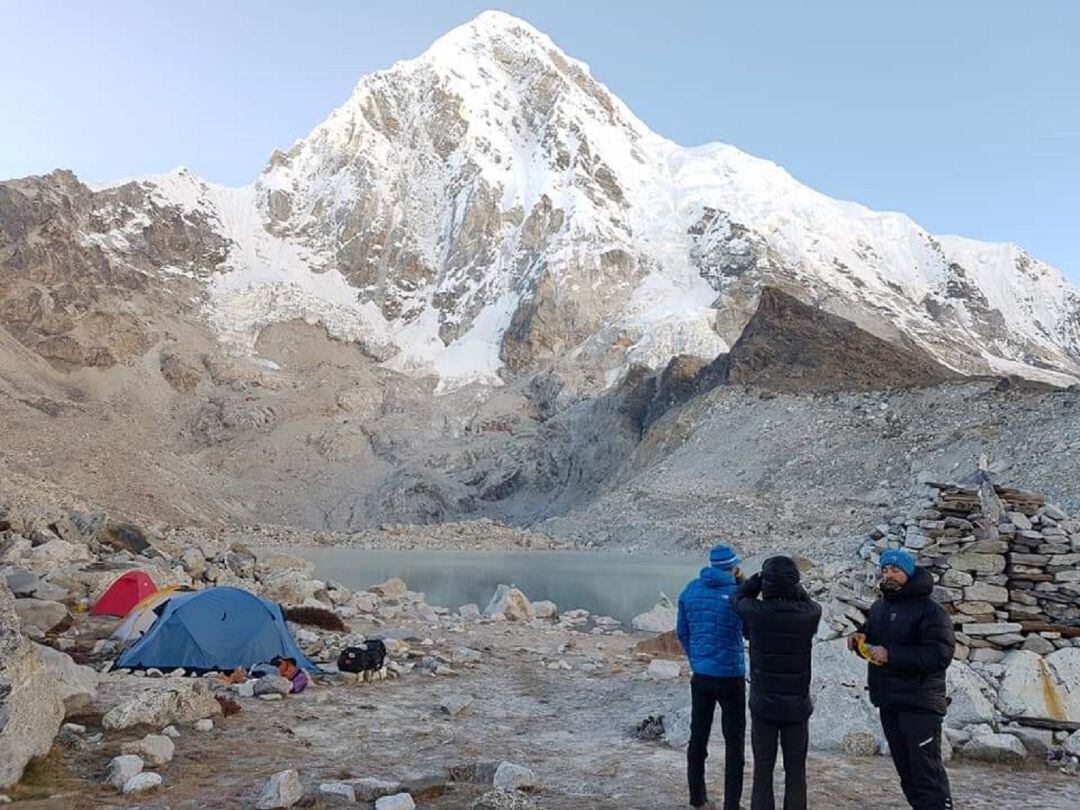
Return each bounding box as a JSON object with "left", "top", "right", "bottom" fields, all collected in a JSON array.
[
  {"left": 850, "top": 547, "right": 955, "bottom": 810},
  {"left": 734, "top": 555, "right": 821, "bottom": 810},
  {"left": 677, "top": 544, "right": 747, "bottom": 810}
]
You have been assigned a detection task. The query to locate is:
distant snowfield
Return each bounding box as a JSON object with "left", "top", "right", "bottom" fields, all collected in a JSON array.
[{"left": 98, "top": 11, "right": 1079, "bottom": 390}]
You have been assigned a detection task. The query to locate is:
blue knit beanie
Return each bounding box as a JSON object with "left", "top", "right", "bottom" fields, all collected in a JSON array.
[
  {"left": 880, "top": 548, "right": 916, "bottom": 577},
  {"left": 709, "top": 544, "right": 740, "bottom": 570}
]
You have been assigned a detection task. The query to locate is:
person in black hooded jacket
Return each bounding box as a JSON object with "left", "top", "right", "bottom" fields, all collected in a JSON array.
[
  {"left": 734, "top": 556, "right": 821, "bottom": 810},
  {"left": 850, "top": 548, "right": 955, "bottom": 810}
]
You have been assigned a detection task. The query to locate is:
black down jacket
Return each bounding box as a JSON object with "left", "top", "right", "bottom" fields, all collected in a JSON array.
[
  {"left": 862, "top": 566, "right": 956, "bottom": 716},
  {"left": 734, "top": 556, "right": 822, "bottom": 723}
]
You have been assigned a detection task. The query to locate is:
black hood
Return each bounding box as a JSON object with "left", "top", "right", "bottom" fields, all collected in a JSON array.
[
  {"left": 883, "top": 565, "right": 933, "bottom": 602},
  {"left": 761, "top": 555, "right": 801, "bottom": 599}
]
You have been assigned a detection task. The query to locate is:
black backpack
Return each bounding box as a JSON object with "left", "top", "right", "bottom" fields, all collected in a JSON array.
[{"left": 337, "top": 640, "right": 387, "bottom": 673}]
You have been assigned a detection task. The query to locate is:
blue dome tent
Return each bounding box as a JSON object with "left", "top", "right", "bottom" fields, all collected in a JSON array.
[{"left": 116, "top": 586, "right": 319, "bottom": 673}]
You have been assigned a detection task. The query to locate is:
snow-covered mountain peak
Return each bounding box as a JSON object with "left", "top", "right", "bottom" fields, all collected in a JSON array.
[{"left": 121, "top": 12, "right": 1080, "bottom": 391}]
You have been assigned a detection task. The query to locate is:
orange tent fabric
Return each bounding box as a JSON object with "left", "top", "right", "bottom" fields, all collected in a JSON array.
[{"left": 91, "top": 570, "right": 158, "bottom": 616}]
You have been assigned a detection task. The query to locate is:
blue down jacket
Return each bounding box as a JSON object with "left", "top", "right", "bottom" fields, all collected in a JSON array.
[{"left": 676, "top": 566, "right": 746, "bottom": 678}]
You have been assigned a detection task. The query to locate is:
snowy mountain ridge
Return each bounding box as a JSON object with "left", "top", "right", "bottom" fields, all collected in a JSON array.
[{"left": 114, "top": 10, "right": 1079, "bottom": 389}]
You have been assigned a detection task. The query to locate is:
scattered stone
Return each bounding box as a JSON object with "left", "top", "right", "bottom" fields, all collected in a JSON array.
[
  {"left": 961, "top": 732, "right": 1027, "bottom": 764},
  {"left": 194, "top": 718, "right": 214, "bottom": 732},
  {"left": 254, "top": 674, "right": 293, "bottom": 696},
  {"left": 484, "top": 585, "right": 535, "bottom": 622},
  {"left": 493, "top": 762, "right": 536, "bottom": 791},
  {"left": 469, "top": 789, "right": 541, "bottom": 809},
  {"left": 318, "top": 781, "right": 357, "bottom": 804},
  {"left": 105, "top": 755, "right": 144, "bottom": 789},
  {"left": 840, "top": 730, "right": 879, "bottom": 757},
  {"left": 256, "top": 769, "right": 303, "bottom": 809},
  {"left": 458, "top": 603, "right": 481, "bottom": 619},
  {"left": 350, "top": 777, "right": 402, "bottom": 801},
  {"left": 370, "top": 578, "right": 408, "bottom": 598},
  {"left": 631, "top": 602, "right": 677, "bottom": 633},
  {"left": 122, "top": 772, "right": 163, "bottom": 794},
  {"left": 121, "top": 733, "right": 175, "bottom": 766},
  {"left": 161, "top": 725, "right": 180, "bottom": 738},
  {"left": 530, "top": 600, "right": 558, "bottom": 619},
  {"left": 374, "top": 794, "right": 416, "bottom": 810},
  {"left": 646, "top": 659, "right": 681, "bottom": 680}
]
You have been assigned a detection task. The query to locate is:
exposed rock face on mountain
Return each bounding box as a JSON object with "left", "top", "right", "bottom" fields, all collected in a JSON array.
[{"left": 719, "top": 286, "right": 960, "bottom": 392}]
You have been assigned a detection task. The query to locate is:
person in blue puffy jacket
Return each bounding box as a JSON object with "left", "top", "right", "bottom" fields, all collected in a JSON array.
[{"left": 676, "top": 544, "right": 746, "bottom": 810}]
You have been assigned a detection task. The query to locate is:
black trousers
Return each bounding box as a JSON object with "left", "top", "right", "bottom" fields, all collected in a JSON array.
[
  {"left": 750, "top": 716, "right": 808, "bottom": 810},
  {"left": 879, "top": 708, "right": 953, "bottom": 810},
  {"left": 687, "top": 674, "right": 746, "bottom": 809}
]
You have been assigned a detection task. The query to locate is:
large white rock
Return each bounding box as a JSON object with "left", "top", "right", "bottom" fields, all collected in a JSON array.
[
  {"left": 102, "top": 680, "right": 223, "bottom": 731},
  {"left": 493, "top": 762, "right": 536, "bottom": 791},
  {"left": 631, "top": 603, "right": 677, "bottom": 633},
  {"left": 484, "top": 585, "right": 534, "bottom": 622},
  {"left": 33, "top": 643, "right": 97, "bottom": 716},
  {"left": 530, "top": 600, "right": 558, "bottom": 619},
  {"left": 646, "top": 659, "right": 681, "bottom": 680},
  {"left": 0, "top": 585, "right": 65, "bottom": 789},
  {"left": 122, "top": 771, "right": 163, "bottom": 794},
  {"left": 998, "top": 648, "right": 1080, "bottom": 723},
  {"left": 375, "top": 794, "right": 416, "bottom": 810},
  {"left": 105, "top": 755, "right": 144, "bottom": 788},
  {"left": 808, "top": 639, "right": 884, "bottom": 752},
  {"left": 256, "top": 768, "right": 303, "bottom": 809},
  {"left": 960, "top": 732, "right": 1027, "bottom": 764},
  {"left": 944, "top": 661, "right": 996, "bottom": 728},
  {"left": 121, "top": 733, "right": 175, "bottom": 766},
  {"left": 13, "top": 598, "right": 68, "bottom": 637}
]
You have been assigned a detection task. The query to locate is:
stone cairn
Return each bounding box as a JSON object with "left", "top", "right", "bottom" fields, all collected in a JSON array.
[{"left": 830, "top": 473, "right": 1080, "bottom": 663}]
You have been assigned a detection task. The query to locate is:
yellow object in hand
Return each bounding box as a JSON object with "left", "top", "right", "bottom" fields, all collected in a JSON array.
[{"left": 857, "top": 638, "right": 885, "bottom": 666}]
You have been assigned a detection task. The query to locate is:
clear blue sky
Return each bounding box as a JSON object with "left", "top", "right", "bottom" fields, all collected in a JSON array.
[{"left": 2, "top": 1, "right": 1077, "bottom": 279}]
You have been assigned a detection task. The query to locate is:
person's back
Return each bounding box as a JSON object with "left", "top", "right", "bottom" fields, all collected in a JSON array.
[
  {"left": 734, "top": 556, "right": 821, "bottom": 810},
  {"left": 677, "top": 565, "right": 744, "bottom": 679},
  {"left": 676, "top": 544, "right": 746, "bottom": 810},
  {"left": 735, "top": 557, "right": 821, "bottom": 722}
]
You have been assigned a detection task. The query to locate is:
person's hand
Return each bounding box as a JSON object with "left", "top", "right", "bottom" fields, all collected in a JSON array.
[
  {"left": 847, "top": 633, "right": 866, "bottom": 652},
  {"left": 869, "top": 645, "right": 889, "bottom": 665}
]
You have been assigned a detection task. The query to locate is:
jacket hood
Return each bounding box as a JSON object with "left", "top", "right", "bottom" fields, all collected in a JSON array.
[
  {"left": 700, "top": 566, "right": 736, "bottom": 588},
  {"left": 761, "top": 556, "right": 801, "bottom": 599},
  {"left": 883, "top": 565, "right": 933, "bottom": 602}
]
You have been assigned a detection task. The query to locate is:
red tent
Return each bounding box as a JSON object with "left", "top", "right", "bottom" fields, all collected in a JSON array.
[{"left": 91, "top": 570, "right": 158, "bottom": 616}]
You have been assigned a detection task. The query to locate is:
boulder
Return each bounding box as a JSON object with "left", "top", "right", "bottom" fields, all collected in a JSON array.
[
  {"left": 0, "top": 585, "right": 65, "bottom": 789},
  {"left": 484, "top": 585, "right": 534, "bottom": 622},
  {"left": 944, "top": 662, "right": 996, "bottom": 728},
  {"left": 102, "top": 680, "right": 223, "bottom": 731},
  {"left": 99, "top": 521, "right": 153, "bottom": 554},
  {"left": 808, "top": 639, "right": 883, "bottom": 752},
  {"left": 458, "top": 603, "right": 481, "bottom": 619},
  {"left": 255, "top": 552, "right": 314, "bottom": 581},
  {"left": 960, "top": 732, "right": 1027, "bottom": 764},
  {"left": 370, "top": 578, "right": 408, "bottom": 598},
  {"left": 634, "top": 630, "right": 684, "bottom": 660},
  {"left": 530, "top": 600, "right": 558, "bottom": 620},
  {"left": 349, "top": 777, "right": 403, "bottom": 801},
  {"left": 375, "top": 794, "right": 416, "bottom": 810},
  {"left": 121, "top": 733, "right": 175, "bottom": 766},
  {"left": 256, "top": 769, "right": 303, "bottom": 809},
  {"left": 33, "top": 643, "right": 97, "bottom": 716},
  {"left": 318, "top": 781, "right": 357, "bottom": 804},
  {"left": 253, "top": 675, "right": 293, "bottom": 697},
  {"left": 123, "top": 771, "right": 163, "bottom": 794},
  {"left": 3, "top": 568, "right": 67, "bottom": 601},
  {"left": 105, "top": 755, "right": 144, "bottom": 788},
  {"left": 26, "top": 539, "right": 90, "bottom": 568},
  {"left": 493, "top": 762, "right": 536, "bottom": 791},
  {"left": 1064, "top": 729, "right": 1080, "bottom": 757},
  {"left": 646, "top": 659, "right": 681, "bottom": 680},
  {"left": 631, "top": 603, "right": 677, "bottom": 633},
  {"left": 997, "top": 648, "right": 1080, "bottom": 723},
  {"left": 13, "top": 598, "right": 68, "bottom": 636},
  {"left": 470, "top": 789, "right": 541, "bottom": 809}
]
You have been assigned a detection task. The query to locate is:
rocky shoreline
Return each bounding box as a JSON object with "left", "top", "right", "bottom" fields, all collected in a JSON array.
[{"left": 3, "top": 478, "right": 1079, "bottom": 808}]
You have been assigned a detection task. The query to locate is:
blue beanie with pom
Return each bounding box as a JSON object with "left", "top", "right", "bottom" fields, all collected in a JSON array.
[{"left": 709, "top": 544, "right": 740, "bottom": 570}]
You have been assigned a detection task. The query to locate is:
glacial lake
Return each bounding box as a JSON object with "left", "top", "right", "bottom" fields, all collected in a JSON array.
[{"left": 284, "top": 548, "right": 709, "bottom": 624}]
